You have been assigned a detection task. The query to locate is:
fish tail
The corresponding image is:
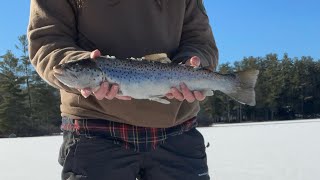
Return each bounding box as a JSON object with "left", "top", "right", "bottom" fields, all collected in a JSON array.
[{"left": 227, "top": 69, "right": 259, "bottom": 106}]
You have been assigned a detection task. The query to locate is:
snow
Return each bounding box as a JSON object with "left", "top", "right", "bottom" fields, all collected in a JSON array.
[{"left": 1, "top": 119, "right": 319, "bottom": 180}]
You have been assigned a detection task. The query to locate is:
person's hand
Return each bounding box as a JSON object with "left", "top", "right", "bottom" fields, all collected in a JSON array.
[
  {"left": 80, "top": 49, "right": 132, "bottom": 100},
  {"left": 165, "top": 56, "right": 206, "bottom": 103}
]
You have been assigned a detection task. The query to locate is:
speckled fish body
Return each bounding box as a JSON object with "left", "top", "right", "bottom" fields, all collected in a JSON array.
[{"left": 53, "top": 56, "right": 259, "bottom": 106}]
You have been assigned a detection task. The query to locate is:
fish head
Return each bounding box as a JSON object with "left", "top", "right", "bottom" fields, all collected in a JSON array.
[{"left": 53, "top": 58, "right": 105, "bottom": 89}]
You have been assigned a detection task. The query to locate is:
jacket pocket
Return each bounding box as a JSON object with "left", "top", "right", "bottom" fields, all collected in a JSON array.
[
  {"left": 73, "top": 135, "right": 122, "bottom": 158},
  {"left": 162, "top": 128, "right": 206, "bottom": 159}
]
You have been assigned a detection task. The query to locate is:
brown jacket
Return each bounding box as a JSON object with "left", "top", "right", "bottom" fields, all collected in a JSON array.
[{"left": 28, "top": 0, "right": 218, "bottom": 128}]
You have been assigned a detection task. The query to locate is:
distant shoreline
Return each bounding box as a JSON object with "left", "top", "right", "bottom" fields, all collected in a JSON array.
[{"left": 207, "top": 119, "right": 320, "bottom": 128}]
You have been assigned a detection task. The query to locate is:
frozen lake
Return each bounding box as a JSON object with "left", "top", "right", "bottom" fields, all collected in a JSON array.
[{"left": 1, "top": 119, "right": 319, "bottom": 180}]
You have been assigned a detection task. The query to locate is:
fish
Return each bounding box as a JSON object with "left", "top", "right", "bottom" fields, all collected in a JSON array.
[{"left": 53, "top": 56, "right": 259, "bottom": 106}]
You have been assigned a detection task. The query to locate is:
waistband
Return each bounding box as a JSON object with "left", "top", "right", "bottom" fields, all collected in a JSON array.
[{"left": 61, "top": 117, "right": 198, "bottom": 152}]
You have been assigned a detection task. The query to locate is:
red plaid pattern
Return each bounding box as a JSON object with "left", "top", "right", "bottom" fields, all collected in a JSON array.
[{"left": 61, "top": 117, "right": 197, "bottom": 152}]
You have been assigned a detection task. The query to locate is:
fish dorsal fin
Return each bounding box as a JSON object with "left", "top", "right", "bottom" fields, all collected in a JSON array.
[
  {"left": 105, "top": 53, "right": 172, "bottom": 64},
  {"left": 149, "top": 97, "right": 171, "bottom": 104},
  {"left": 144, "top": 53, "right": 171, "bottom": 63}
]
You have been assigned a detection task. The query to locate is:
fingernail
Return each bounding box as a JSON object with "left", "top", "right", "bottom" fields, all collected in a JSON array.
[
  {"left": 113, "top": 85, "right": 119, "bottom": 90},
  {"left": 191, "top": 56, "right": 200, "bottom": 66}
]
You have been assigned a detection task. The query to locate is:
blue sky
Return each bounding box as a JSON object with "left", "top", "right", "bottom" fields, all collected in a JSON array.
[{"left": 0, "top": 0, "right": 319, "bottom": 64}]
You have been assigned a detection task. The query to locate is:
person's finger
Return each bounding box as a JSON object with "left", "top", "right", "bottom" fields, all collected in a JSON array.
[
  {"left": 170, "top": 87, "right": 184, "bottom": 101},
  {"left": 180, "top": 83, "right": 195, "bottom": 103},
  {"left": 165, "top": 93, "right": 174, "bottom": 99},
  {"left": 90, "top": 49, "right": 101, "bottom": 59},
  {"left": 80, "top": 88, "right": 92, "bottom": 98},
  {"left": 189, "top": 56, "right": 201, "bottom": 67},
  {"left": 185, "top": 56, "right": 201, "bottom": 67},
  {"left": 194, "top": 91, "right": 206, "bottom": 101},
  {"left": 93, "top": 82, "right": 109, "bottom": 100},
  {"left": 105, "top": 84, "right": 119, "bottom": 100}
]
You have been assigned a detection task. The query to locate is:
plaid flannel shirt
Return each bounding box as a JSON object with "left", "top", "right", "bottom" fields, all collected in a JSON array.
[{"left": 61, "top": 117, "right": 198, "bottom": 152}]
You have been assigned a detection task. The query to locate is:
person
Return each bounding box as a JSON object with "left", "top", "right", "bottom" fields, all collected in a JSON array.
[{"left": 28, "top": 0, "right": 218, "bottom": 179}]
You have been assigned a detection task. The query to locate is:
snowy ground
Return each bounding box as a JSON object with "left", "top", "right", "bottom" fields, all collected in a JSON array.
[{"left": 0, "top": 119, "right": 319, "bottom": 180}]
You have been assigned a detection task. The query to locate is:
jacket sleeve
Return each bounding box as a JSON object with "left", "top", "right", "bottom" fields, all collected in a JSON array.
[
  {"left": 28, "top": 0, "right": 91, "bottom": 93},
  {"left": 172, "top": 0, "right": 219, "bottom": 71}
]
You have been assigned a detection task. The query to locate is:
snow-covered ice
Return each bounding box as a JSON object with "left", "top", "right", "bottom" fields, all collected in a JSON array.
[
  {"left": 0, "top": 119, "right": 319, "bottom": 180},
  {"left": 202, "top": 119, "right": 320, "bottom": 180}
]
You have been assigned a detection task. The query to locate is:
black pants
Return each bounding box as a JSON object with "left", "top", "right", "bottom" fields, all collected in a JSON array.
[{"left": 59, "top": 128, "right": 210, "bottom": 180}]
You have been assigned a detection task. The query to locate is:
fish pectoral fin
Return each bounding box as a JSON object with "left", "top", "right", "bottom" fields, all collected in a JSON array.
[
  {"left": 148, "top": 97, "right": 171, "bottom": 104},
  {"left": 202, "top": 90, "right": 214, "bottom": 96}
]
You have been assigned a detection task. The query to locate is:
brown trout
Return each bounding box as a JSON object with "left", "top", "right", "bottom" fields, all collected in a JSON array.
[{"left": 53, "top": 56, "right": 259, "bottom": 105}]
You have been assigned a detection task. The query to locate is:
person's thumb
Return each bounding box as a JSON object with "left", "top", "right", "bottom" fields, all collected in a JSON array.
[
  {"left": 90, "top": 49, "right": 101, "bottom": 59},
  {"left": 186, "top": 56, "right": 201, "bottom": 67}
]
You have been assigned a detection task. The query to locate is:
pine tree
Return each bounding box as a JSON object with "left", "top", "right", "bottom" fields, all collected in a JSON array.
[
  {"left": 29, "top": 76, "right": 61, "bottom": 135},
  {"left": 16, "top": 35, "right": 35, "bottom": 128},
  {"left": 0, "top": 51, "right": 31, "bottom": 136}
]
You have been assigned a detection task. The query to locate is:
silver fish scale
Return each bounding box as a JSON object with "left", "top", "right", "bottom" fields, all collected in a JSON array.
[{"left": 97, "top": 58, "right": 212, "bottom": 83}]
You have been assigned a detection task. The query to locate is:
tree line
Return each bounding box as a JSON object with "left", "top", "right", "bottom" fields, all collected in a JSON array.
[
  {"left": 0, "top": 35, "right": 60, "bottom": 137},
  {"left": 198, "top": 53, "right": 320, "bottom": 126},
  {"left": 0, "top": 35, "right": 319, "bottom": 136}
]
